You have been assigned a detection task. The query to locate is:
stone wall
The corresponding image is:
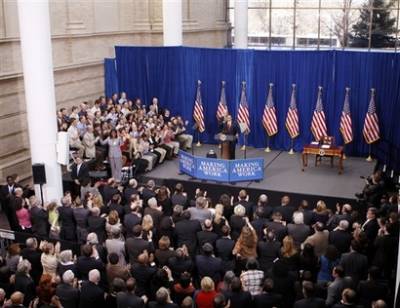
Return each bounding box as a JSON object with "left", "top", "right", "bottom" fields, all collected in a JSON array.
[{"left": 0, "top": 0, "right": 229, "bottom": 183}]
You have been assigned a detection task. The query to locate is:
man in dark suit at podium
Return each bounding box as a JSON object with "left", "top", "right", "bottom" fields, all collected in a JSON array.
[{"left": 219, "top": 115, "right": 239, "bottom": 159}]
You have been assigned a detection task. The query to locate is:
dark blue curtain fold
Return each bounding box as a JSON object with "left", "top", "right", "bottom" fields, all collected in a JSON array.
[
  {"left": 113, "top": 46, "right": 400, "bottom": 171},
  {"left": 104, "top": 58, "right": 119, "bottom": 98}
]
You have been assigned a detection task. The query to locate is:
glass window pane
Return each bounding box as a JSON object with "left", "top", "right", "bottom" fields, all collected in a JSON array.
[
  {"left": 370, "top": 8, "right": 397, "bottom": 48},
  {"left": 271, "top": 0, "right": 294, "bottom": 8},
  {"left": 350, "top": 0, "right": 370, "bottom": 9},
  {"left": 270, "top": 8, "right": 294, "bottom": 47},
  {"left": 297, "top": 0, "right": 320, "bottom": 8},
  {"left": 321, "top": 0, "right": 346, "bottom": 8},
  {"left": 249, "top": 0, "right": 269, "bottom": 9},
  {"left": 295, "top": 9, "right": 320, "bottom": 48},
  {"left": 249, "top": 8, "right": 270, "bottom": 47}
]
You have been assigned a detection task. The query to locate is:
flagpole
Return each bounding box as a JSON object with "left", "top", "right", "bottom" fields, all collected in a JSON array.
[
  {"left": 196, "top": 80, "right": 202, "bottom": 147},
  {"left": 265, "top": 82, "right": 273, "bottom": 152},
  {"left": 366, "top": 144, "right": 373, "bottom": 161},
  {"left": 343, "top": 144, "right": 347, "bottom": 160},
  {"left": 240, "top": 81, "right": 247, "bottom": 151},
  {"left": 243, "top": 134, "right": 247, "bottom": 159},
  {"left": 289, "top": 138, "right": 294, "bottom": 155}
]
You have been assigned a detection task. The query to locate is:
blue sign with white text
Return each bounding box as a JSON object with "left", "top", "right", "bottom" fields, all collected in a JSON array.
[
  {"left": 229, "top": 158, "right": 264, "bottom": 182},
  {"left": 178, "top": 151, "right": 264, "bottom": 182},
  {"left": 179, "top": 151, "right": 196, "bottom": 177}
]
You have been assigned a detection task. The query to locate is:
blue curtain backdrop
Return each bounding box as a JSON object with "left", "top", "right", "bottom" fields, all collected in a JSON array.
[
  {"left": 112, "top": 46, "right": 400, "bottom": 171},
  {"left": 104, "top": 58, "right": 119, "bottom": 98}
]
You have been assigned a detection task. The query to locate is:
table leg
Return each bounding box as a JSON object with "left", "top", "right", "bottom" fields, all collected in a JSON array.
[
  {"left": 302, "top": 153, "right": 307, "bottom": 171},
  {"left": 339, "top": 154, "right": 343, "bottom": 174},
  {"left": 330, "top": 156, "right": 334, "bottom": 168}
]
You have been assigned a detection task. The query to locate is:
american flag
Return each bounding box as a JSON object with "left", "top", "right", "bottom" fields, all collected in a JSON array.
[
  {"left": 237, "top": 82, "right": 250, "bottom": 133},
  {"left": 363, "top": 90, "right": 380, "bottom": 144},
  {"left": 340, "top": 89, "right": 353, "bottom": 144},
  {"left": 311, "top": 87, "right": 327, "bottom": 141},
  {"left": 285, "top": 84, "right": 299, "bottom": 139},
  {"left": 216, "top": 81, "right": 228, "bottom": 119},
  {"left": 193, "top": 81, "right": 205, "bottom": 133},
  {"left": 262, "top": 84, "right": 278, "bottom": 136}
]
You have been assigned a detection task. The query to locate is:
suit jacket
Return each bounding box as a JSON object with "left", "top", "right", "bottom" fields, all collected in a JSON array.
[
  {"left": 275, "top": 205, "right": 296, "bottom": 223},
  {"left": 29, "top": 205, "right": 49, "bottom": 237},
  {"left": 71, "top": 162, "right": 90, "bottom": 184},
  {"left": 101, "top": 185, "right": 119, "bottom": 205},
  {"left": 362, "top": 218, "right": 379, "bottom": 242},
  {"left": 340, "top": 251, "right": 368, "bottom": 284},
  {"left": 56, "top": 283, "right": 80, "bottom": 308},
  {"left": 20, "top": 248, "right": 43, "bottom": 284},
  {"left": 287, "top": 223, "right": 311, "bottom": 247},
  {"left": 294, "top": 297, "right": 326, "bottom": 308},
  {"left": 174, "top": 219, "right": 202, "bottom": 255},
  {"left": 87, "top": 216, "right": 106, "bottom": 243},
  {"left": 79, "top": 281, "right": 105, "bottom": 308},
  {"left": 215, "top": 237, "right": 235, "bottom": 262},
  {"left": 251, "top": 218, "right": 268, "bottom": 239},
  {"left": 326, "top": 278, "right": 348, "bottom": 306},
  {"left": 195, "top": 254, "right": 223, "bottom": 283},
  {"left": 76, "top": 256, "right": 105, "bottom": 282},
  {"left": 196, "top": 230, "right": 218, "bottom": 248},
  {"left": 125, "top": 237, "right": 154, "bottom": 264},
  {"left": 329, "top": 229, "right": 352, "bottom": 254},
  {"left": 357, "top": 279, "right": 388, "bottom": 307},
  {"left": 219, "top": 121, "right": 239, "bottom": 143},
  {"left": 253, "top": 292, "right": 283, "bottom": 308},
  {"left": 257, "top": 240, "right": 281, "bottom": 271},
  {"left": 124, "top": 213, "right": 141, "bottom": 238},
  {"left": 124, "top": 187, "right": 138, "bottom": 203},
  {"left": 304, "top": 230, "right": 329, "bottom": 257},
  {"left": 234, "top": 200, "right": 254, "bottom": 218},
  {"left": 265, "top": 221, "right": 287, "bottom": 242},
  {"left": 116, "top": 292, "right": 144, "bottom": 308},
  {"left": 58, "top": 206, "right": 77, "bottom": 241},
  {"left": 130, "top": 264, "right": 157, "bottom": 296},
  {"left": 14, "top": 273, "right": 35, "bottom": 307}
]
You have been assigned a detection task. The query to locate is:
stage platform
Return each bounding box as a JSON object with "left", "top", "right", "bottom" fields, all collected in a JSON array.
[{"left": 142, "top": 144, "right": 375, "bottom": 210}]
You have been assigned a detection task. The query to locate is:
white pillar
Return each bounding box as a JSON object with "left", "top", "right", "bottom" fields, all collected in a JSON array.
[
  {"left": 234, "top": 0, "right": 248, "bottom": 48},
  {"left": 162, "top": 0, "right": 183, "bottom": 46},
  {"left": 17, "top": 0, "right": 63, "bottom": 203}
]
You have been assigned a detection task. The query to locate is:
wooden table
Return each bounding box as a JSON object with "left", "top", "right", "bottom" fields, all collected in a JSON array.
[{"left": 302, "top": 144, "right": 344, "bottom": 174}]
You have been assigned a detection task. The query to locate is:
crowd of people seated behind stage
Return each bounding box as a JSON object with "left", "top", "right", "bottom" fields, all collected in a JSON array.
[
  {"left": 0, "top": 170, "right": 398, "bottom": 308},
  {"left": 57, "top": 93, "right": 193, "bottom": 181}
]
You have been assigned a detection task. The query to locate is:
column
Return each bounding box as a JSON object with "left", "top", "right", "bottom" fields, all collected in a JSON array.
[
  {"left": 234, "top": 0, "right": 248, "bottom": 48},
  {"left": 162, "top": 0, "right": 182, "bottom": 46},
  {"left": 17, "top": 0, "right": 63, "bottom": 203}
]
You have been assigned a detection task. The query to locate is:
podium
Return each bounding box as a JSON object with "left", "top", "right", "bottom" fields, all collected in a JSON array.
[{"left": 215, "top": 133, "right": 236, "bottom": 160}]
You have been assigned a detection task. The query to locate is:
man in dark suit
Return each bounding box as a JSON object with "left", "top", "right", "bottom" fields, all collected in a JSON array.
[
  {"left": 265, "top": 211, "right": 287, "bottom": 242},
  {"left": 340, "top": 240, "right": 368, "bottom": 285},
  {"left": 125, "top": 225, "right": 154, "bottom": 264},
  {"left": 124, "top": 204, "right": 142, "bottom": 238},
  {"left": 29, "top": 196, "right": 48, "bottom": 238},
  {"left": 196, "top": 219, "right": 218, "bottom": 248},
  {"left": 87, "top": 207, "right": 106, "bottom": 244},
  {"left": 20, "top": 238, "right": 43, "bottom": 285},
  {"left": 329, "top": 220, "right": 352, "bottom": 254},
  {"left": 219, "top": 114, "right": 239, "bottom": 159},
  {"left": 116, "top": 277, "right": 144, "bottom": 308},
  {"left": 361, "top": 207, "right": 379, "bottom": 243},
  {"left": 174, "top": 211, "right": 202, "bottom": 256},
  {"left": 58, "top": 196, "right": 77, "bottom": 242},
  {"left": 275, "top": 195, "right": 295, "bottom": 223},
  {"left": 195, "top": 243, "right": 224, "bottom": 283},
  {"left": 79, "top": 269, "right": 105, "bottom": 308},
  {"left": 56, "top": 270, "right": 80, "bottom": 308},
  {"left": 71, "top": 156, "right": 90, "bottom": 197},
  {"left": 294, "top": 281, "right": 325, "bottom": 308},
  {"left": 124, "top": 178, "right": 139, "bottom": 203},
  {"left": 251, "top": 207, "right": 269, "bottom": 239},
  {"left": 0, "top": 175, "right": 20, "bottom": 230},
  {"left": 140, "top": 180, "right": 156, "bottom": 205},
  {"left": 253, "top": 279, "right": 282, "bottom": 308},
  {"left": 357, "top": 266, "right": 388, "bottom": 307},
  {"left": 215, "top": 225, "right": 235, "bottom": 272},
  {"left": 233, "top": 190, "right": 254, "bottom": 218},
  {"left": 76, "top": 245, "right": 105, "bottom": 283},
  {"left": 130, "top": 252, "right": 157, "bottom": 297}
]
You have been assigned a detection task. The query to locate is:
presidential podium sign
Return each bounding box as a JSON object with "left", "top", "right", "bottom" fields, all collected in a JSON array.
[{"left": 179, "top": 151, "right": 264, "bottom": 182}]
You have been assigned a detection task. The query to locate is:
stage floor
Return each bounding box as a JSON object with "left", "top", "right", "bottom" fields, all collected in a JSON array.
[{"left": 145, "top": 144, "right": 375, "bottom": 200}]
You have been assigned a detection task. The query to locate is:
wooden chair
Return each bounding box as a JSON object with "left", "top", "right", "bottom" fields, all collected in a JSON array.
[{"left": 315, "top": 136, "right": 335, "bottom": 167}]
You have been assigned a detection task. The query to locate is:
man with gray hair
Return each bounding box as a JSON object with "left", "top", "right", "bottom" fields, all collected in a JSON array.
[
  {"left": 29, "top": 195, "right": 49, "bottom": 238},
  {"left": 79, "top": 269, "right": 105, "bottom": 307},
  {"left": 15, "top": 259, "right": 35, "bottom": 306},
  {"left": 329, "top": 219, "right": 352, "bottom": 254},
  {"left": 56, "top": 270, "right": 80, "bottom": 308},
  {"left": 287, "top": 211, "right": 311, "bottom": 248},
  {"left": 21, "top": 237, "right": 43, "bottom": 284},
  {"left": 144, "top": 197, "right": 163, "bottom": 228},
  {"left": 188, "top": 196, "right": 211, "bottom": 224}
]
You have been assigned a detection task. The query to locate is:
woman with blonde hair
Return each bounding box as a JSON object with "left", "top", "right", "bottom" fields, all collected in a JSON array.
[
  {"left": 106, "top": 210, "right": 123, "bottom": 239},
  {"left": 314, "top": 200, "right": 329, "bottom": 224},
  {"left": 280, "top": 235, "right": 300, "bottom": 272},
  {"left": 40, "top": 241, "right": 60, "bottom": 279},
  {"left": 47, "top": 202, "right": 60, "bottom": 240},
  {"left": 195, "top": 276, "right": 218, "bottom": 308},
  {"left": 213, "top": 204, "right": 227, "bottom": 237},
  {"left": 142, "top": 214, "right": 155, "bottom": 240}
]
